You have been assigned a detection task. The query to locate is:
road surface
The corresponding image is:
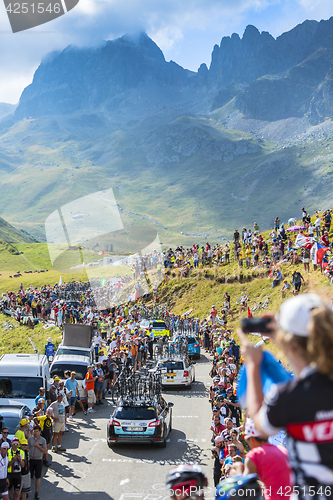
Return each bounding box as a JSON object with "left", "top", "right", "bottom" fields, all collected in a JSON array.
[{"left": 40, "top": 353, "right": 215, "bottom": 500}]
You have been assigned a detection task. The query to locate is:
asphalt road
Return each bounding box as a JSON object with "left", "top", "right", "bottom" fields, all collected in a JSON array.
[{"left": 40, "top": 353, "right": 215, "bottom": 500}]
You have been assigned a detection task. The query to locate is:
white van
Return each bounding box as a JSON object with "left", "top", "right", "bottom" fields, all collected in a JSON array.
[
  {"left": 50, "top": 354, "right": 90, "bottom": 403},
  {"left": 0, "top": 354, "right": 52, "bottom": 410}
]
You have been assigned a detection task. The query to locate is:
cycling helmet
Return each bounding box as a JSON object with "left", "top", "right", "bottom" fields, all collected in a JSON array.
[
  {"left": 213, "top": 376, "right": 220, "bottom": 382},
  {"left": 215, "top": 474, "right": 263, "bottom": 500},
  {"left": 166, "top": 465, "right": 208, "bottom": 499}
]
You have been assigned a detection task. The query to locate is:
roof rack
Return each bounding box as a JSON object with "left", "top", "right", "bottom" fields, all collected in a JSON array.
[
  {"left": 154, "top": 336, "right": 188, "bottom": 359},
  {"left": 111, "top": 366, "right": 162, "bottom": 405}
]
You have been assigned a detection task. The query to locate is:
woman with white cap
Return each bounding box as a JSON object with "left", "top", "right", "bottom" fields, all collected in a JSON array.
[{"left": 240, "top": 294, "right": 333, "bottom": 500}]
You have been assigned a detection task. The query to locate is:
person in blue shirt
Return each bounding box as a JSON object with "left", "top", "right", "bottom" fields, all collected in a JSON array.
[
  {"left": 44, "top": 337, "right": 55, "bottom": 358},
  {"left": 271, "top": 268, "right": 282, "bottom": 288},
  {"left": 35, "top": 388, "right": 47, "bottom": 410},
  {"left": 223, "top": 444, "right": 244, "bottom": 466},
  {"left": 65, "top": 372, "right": 79, "bottom": 419}
]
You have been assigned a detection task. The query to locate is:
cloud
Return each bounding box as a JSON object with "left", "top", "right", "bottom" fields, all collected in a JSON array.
[{"left": 0, "top": 0, "right": 332, "bottom": 103}]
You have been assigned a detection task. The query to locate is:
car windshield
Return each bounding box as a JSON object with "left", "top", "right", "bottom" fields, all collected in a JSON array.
[
  {"left": 157, "top": 361, "right": 184, "bottom": 371},
  {"left": 0, "top": 377, "right": 43, "bottom": 399},
  {"left": 56, "top": 348, "right": 90, "bottom": 357},
  {"left": 0, "top": 415, "right": 21, "bottom": 435},
  {"left": 50, "top": 363, "right": 86, "bottom": 380},
  {"left": 152, "top": 322, "right": 166, "bottom": 329},
  {"left": 187, "top": 338, "right": 197, "bottom": 344},
  {"left": 114, "top": 406, "right": 157, "bottom": 420}
]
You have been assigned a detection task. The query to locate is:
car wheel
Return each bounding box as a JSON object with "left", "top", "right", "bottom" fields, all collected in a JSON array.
[
  {"left": 158, "top": 437, "right": 167, "bottom": 448},
  {"left": 107, "top": 441, "right": 116, "bottom": 448},
  {"left": 169, "top": 417, "right": 172, "bottom": 433}
]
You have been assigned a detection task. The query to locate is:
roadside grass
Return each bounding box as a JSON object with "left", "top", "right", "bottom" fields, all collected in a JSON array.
[
  {"left": 0, "top": 314, "right": 61, "bottom": 356},
  {"left": 0, "top": 215, "right": 333, "bottom": 364}
]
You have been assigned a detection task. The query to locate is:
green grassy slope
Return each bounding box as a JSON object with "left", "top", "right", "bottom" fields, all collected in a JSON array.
[{"left": 0, "top": 114, "right": 333, "bottom": 245}]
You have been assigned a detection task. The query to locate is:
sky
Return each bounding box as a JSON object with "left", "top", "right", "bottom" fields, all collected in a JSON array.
[{"left": 0, "top": 0, "right": 332, "bottom": 104}]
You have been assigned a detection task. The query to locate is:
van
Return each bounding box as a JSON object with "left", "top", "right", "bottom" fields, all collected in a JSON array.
[
  {"left": 0, "top": 354, "right": 52, "bottom": 410},
  {"left": 55, "top": 324, "right": 94, "bottom": 363}
]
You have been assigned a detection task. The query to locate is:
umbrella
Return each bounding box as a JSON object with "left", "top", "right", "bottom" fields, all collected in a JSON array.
[{"left": 286, "top": 225, "right": 305, "bottom": 232}]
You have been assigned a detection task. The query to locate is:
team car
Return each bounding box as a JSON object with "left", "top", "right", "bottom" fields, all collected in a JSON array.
[
  {"left": 186, "top": 336, "right": 201, "bottom": 359},
  {"left": 155, "top": 357, "right": 195, "bottom": 388},
  {"left": 140, "top": 319, "right": 170, "bottom": 338},
  {"left": 171, "top": 334, "right": 201, "bottom": 359},
  {"left": 107, "top": 396, "right": 173, "bottom": 448}
]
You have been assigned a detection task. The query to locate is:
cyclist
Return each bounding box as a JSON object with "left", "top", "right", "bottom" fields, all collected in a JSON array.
[{"left": 166, "top": 464, "right": 208, "bottom": 500}]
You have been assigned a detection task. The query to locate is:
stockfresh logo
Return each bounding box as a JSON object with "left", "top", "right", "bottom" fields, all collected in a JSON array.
[{"left": 3, "top": 0, "right": 79, "bottom": 33}]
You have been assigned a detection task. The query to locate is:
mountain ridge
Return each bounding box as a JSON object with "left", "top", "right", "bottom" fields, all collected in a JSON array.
[{"left": 1, "top": 19, "right": 333, "bottom": 242}]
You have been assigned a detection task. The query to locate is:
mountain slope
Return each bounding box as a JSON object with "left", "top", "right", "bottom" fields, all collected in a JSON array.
[
  {"left": 1, "top": 20, "right": 333, "bottom": 241},
  {"left": 0, "top": 216, "right": 37, "bottom": 243}
]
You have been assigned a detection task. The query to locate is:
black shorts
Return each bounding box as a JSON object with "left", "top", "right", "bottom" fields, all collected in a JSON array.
[
  {"left": 0, "top": 478, "right": 8, "bottom": 495},
  {"left": 108, "top": 371, "right": 114, "bottom": 379},
  {"left": 30, "top": 459, "right": 43, "bottom": 479},
  {"left": 8, "top": 472, "right": 21, "bottom": 491},
  {"left": 42, "top": 432, "right": 52, "bottom": 445}
]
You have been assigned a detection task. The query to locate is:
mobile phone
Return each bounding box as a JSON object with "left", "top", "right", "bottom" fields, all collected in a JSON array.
[{"left": 241, "top": 317, "right": 273, "bottom": 334}]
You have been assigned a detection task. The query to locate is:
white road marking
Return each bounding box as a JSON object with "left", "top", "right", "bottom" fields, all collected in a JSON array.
[
  {"left": 120, "top": 479, "right": 130, "bottom": 486},
  {"left": 173, "top": 415, "right": 199, "bottom": 418}
]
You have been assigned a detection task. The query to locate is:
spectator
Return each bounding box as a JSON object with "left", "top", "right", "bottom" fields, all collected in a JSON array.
[
  {"left": 32, "top": 399, "right": 44, "bottom": 421},
  {"left": 28, "top": 426, "right": 47, "bottom": 500},
  {"left": 56, "top": 381, "right": 69, "bottom": 431},
  {"left": 242, "top": 419, "right": 291, "bottom": 500},
  {"left": 281, "top": 280, "right": 291, "bottom": 298},
  {"left": 210, "top": 415, "right": 226, "bottom": 441},
  {"left": 7, "top": 438, "right": 24, "bottom": 500},
  {"left": 230, "top": 428, "right": 245, "bottom": 458},
  {"left": 224, "top": 444, "right": 243, "bottom": 466},
  {"left": 47, "top": 385, "right": 57, "bottom": 406},
  {"left": 211, "top": 436, "right": 224, "bottom": 486},
  {"left": 301, "top": 246, "right": 310, "bottom": 273},
  {"left": 65, "top": 371, "right": 78, "bottom": 420},
  {"left": 240, "top": 294, "right": 333, "bottom": 499},
  {"left": 315, "top": 215, "right": 321, "bottom": 238},
  {"left": 271, "top": 269, "right": 282, "bottom": 289},
  {"left": 36, "top": 407, "right": 53, "bottom": 467},
  {"left": 34, "top": 388, "right": 46, "bottom": 408},
  {"left": 0, "top": 442, "right": 9, "bottom": 500},
  {"left": 14, "top": 420, "right": 30, "bottom": 444},
  {"left": 44, "top": 338, "right": 54, "bottom": 359},
  {"left": 0, "top": 429, "right": 11, "bottom": 447},
  {"left": 292, "top": 269, "right": 304, "bottom": 293},
  {"left": 85, "top": 365, "right": 98, "bottom": 413},
  {"left": 49, "top": 394, "right": 66, "bottom": 453},
  {"left": 94, "top": 362, "right": 105, "bottom": 405},
  {"left": 19, "top": 438, "right": 30, "bottom": 500}
]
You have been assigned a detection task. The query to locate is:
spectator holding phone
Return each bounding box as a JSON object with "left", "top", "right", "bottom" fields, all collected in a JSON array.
[{"left": 239, "top": 294, "right": 333, "bottom": 500}]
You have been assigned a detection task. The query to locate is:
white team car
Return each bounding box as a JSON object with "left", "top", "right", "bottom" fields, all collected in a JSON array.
[{"left": 155, "top": 357, "right": 195, "bottom": 388}]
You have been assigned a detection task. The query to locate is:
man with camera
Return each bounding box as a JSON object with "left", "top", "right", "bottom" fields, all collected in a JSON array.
[
  {"left": 211, "top": 436, "right": 224, "bottom": 487},
  {"left": 7, "top": 438, "right": 24, "bottom": 500}
]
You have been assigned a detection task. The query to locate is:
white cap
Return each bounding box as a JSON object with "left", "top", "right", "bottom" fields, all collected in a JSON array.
[
  {"left": 1, "top": 442, "right": 9, "bottom": 449},
  {"left": 244, "top": 418, "right": 261, "bottom": 439},
  {"left": 279, "top": 294, "right": 323, "bottom": 337},
  {"left": 47, "top": 337, "right": 53, "bottom": 342}
]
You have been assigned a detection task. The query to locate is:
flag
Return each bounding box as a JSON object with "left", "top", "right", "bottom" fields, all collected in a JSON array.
[
  {"left": 237, "top": 351, "right": 293, "bottom": 409},
  {"left": 59, "top": 275, "right": 62, "bottom": 286},
  {"left": 99, "top": 250, "right": 105, "bottom": 256},
  {"left": 311, "top": 242, "right": 329, "bottom": 265},
  {"left": 294, "top": 233, "right": 310, "bottom": 249},
  {"left": 247, "top": 307, "right": 253, "bottom": 318}
]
